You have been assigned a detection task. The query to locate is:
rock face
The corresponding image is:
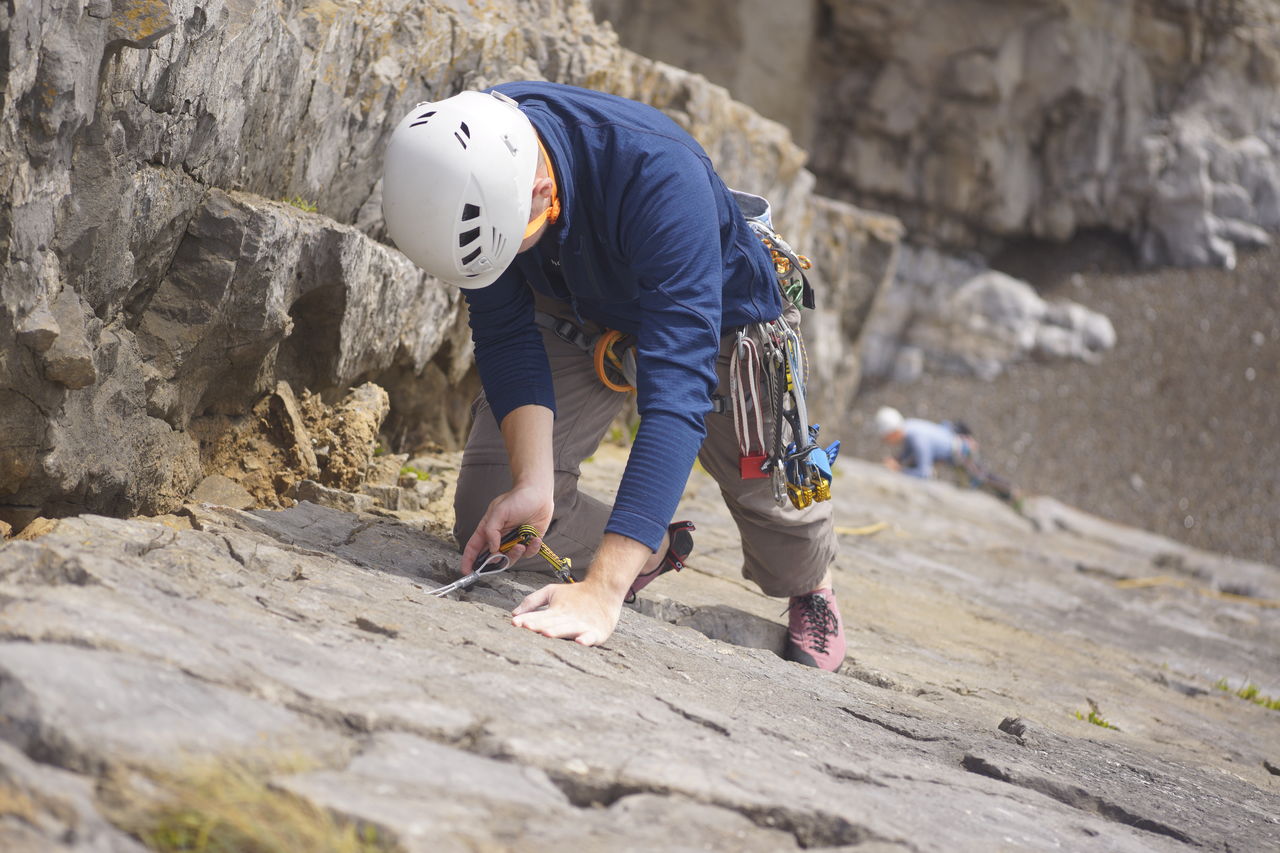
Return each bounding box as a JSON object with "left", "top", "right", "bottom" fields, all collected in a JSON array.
[
  {"left": 1, "top": 448, "right": 1276, "bottom": 850},
  {"left": 598, "top": 0, "right": 1280, "bottom": 268},
  {"left": 1, "top": 0, "right": 899, "bottom": 527},
  {"left": 861, "top": 246, "right": 1117, "bottom": 383}
]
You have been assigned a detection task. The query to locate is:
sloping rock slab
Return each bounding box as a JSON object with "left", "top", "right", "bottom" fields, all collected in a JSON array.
[{"left": 0, "top": 508, "right": 1277, "bottom": 850}]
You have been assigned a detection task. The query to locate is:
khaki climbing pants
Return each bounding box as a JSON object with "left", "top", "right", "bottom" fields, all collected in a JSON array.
[{"left": 452, "top": 296, "right": 837, "bottom": 599}]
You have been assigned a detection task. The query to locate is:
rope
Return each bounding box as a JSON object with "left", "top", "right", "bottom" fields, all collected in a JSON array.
[
  {"left": 1114, "top": 576, "right": 1280, "bottom": 608},
  {"left": 835, "top": 522, "right": 890, "bottom": 537}
]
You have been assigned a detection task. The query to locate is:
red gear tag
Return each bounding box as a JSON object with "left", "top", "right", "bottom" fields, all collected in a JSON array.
[{"left": 739, "top": 453, "right": 769, "bottom": 480}]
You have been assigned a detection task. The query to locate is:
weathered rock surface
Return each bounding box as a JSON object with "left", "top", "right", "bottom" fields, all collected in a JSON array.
[
  {"left": 599, "top": 0, "right": 1280, "bottom": 268},
  {"left": 861, "top": 246, "right": 1117, "bottom": 382},
  {"left": 1, "top": 447, "right": 1276, "bottom": 850},
  {"left": 2, "top": 0, "right": 897, "bottom": 526}
]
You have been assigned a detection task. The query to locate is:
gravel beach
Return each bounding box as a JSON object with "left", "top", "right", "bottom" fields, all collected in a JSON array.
[{"left": 842, "top": 235, "right": 1280, "bottom": 570}]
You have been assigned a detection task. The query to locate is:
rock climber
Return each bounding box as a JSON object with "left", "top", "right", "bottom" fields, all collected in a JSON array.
[
  {"left": 381, "top": 82, "right": 845, "bottom": 670},
  {"left": 875, "top": 406, "right": 1021, "bottom": 506}
]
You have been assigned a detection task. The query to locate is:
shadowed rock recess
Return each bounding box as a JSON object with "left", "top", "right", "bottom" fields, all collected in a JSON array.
[{"left": 2, "top": 1, "right": 1279, "bottom": 851}]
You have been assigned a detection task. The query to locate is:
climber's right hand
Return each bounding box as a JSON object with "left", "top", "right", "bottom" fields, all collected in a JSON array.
[{"left": 460, "top": 484, "right": 554, "bottom": 575}]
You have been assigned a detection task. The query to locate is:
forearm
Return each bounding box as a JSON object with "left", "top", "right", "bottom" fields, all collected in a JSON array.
[
  {"left": 607, "top": 409, "right": 703, "bottom": 551},
  {"left": 500, "top": 404, "right": 555, "bottom": 493},
  {"left": 459, "top": 404, "right": 556, "bottom": 572},
  {"left": 583, "top": 533, "right": 653, "bottom": 598}
]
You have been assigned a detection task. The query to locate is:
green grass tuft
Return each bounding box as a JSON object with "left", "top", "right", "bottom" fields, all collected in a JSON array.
[
  {"left": 1074, "top": 709, "right": 1120, "bottom": 730},
  {"left": 1214, "top": 678, "right": 1280, "bottom": 711},
  {"left": 1074, "top": 698, "right": 1120, "bottom": 730}
]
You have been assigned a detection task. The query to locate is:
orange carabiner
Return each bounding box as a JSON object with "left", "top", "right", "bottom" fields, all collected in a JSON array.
[{"left": 593, "top": 330, "right": 635, "bottom": 393}]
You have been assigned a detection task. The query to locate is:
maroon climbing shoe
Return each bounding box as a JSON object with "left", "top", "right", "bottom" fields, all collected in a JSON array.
[
  {"left": 784, "top": 588, "right": 846, "bottom": 671},
  {"left": 624, "top": 520, "right": 695, "bottom": 604}
]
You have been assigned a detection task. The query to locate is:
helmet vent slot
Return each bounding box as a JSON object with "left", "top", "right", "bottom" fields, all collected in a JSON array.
[
  {"left": 409, "top": 110, "right": 437, "bottom": 128},
  {"left": 493, "top": 229, "right": 507, "bottom": 257},
  {"left": 453, "top": 121, "right": 471, "bottom": 149},
  {"left": 461, "top": 246, "right": 482, "bottom": 265},
  {"left": 461, "top": 203, "right": 481, "bottom": 221},
  {"left": 458, "top": 227, "right": 480, "bottom": 248}
]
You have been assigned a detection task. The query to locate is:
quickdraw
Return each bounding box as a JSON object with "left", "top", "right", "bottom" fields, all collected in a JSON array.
[
  {"left": 430, "top": 524, "right": 574, "bottom": 597},
  {"left": 730, "top": 317, "right": 839, "bottom": 510},
  {"left": 730, "top": 332, "right": 769, "bottom": 479}
]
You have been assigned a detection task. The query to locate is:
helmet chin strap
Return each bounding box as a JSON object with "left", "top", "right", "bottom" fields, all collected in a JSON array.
[{"left": 523, "top": 137, "right": 561, "bottom": 239}]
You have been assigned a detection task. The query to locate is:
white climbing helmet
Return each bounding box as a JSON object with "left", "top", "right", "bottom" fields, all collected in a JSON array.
[
  {"left": 875, "top": 406, "right": 905, "bottom": 437},
  {"left": 382, "top": 90, "right": 538, "bottom": 289}
]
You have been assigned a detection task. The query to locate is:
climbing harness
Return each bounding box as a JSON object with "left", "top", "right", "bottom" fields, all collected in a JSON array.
[
  {"left": 535, "top": 312, "right": 637, "bottom": 392},
  {"left": 727, "top": 190, "right": 838, "bottom": 509},
  {"left": 430, "top": 524, "right": 574, "bottom": 597},
  {"left": 527, "top": 187, "right": 837, "bottom": 511}
]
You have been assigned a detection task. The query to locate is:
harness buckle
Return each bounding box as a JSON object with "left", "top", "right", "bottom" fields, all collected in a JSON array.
[{"left": 553, "top": 318, "right": 592, "bottom": 351}]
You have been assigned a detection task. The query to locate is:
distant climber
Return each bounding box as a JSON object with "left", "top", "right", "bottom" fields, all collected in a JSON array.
[
  {"left": 381, "top": 82, "right": 845, "bottom": 670},
  {"left": 875, "top": 407, "right": 1022, "bottom": 507}
]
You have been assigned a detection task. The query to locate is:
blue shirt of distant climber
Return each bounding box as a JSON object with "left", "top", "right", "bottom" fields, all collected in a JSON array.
[
  {"left": 895, "top": 419, "right": 960, "bottom": 479},
  {"left": 462, "top": 81, "right": 784, "bottom": 552}
]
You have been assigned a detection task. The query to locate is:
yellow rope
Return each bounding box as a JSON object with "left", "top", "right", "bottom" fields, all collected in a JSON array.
[
  {"left": 1114, "top": 575, "right": 1279, "bottom": 608},
  {"left": 834, "top": 521, "right": 889, "bottom": 537}
]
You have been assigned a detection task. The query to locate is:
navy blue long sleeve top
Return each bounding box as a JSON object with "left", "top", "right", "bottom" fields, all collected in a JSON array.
[{"left": 463, "top": 81, "right": 784, "bottom": 551}]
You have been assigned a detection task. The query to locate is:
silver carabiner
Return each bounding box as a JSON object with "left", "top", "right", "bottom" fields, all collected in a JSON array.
[{"left": 429, "top": 551, "right": 514, "bottom": 597}]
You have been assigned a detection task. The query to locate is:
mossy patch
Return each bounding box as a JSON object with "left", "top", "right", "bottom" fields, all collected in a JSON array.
[{"left": 112, "top": 758, "right": 399, "bottom": 853}]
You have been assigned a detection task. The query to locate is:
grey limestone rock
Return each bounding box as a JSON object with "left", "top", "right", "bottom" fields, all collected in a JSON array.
[
  {"left": 1, "top": 0, "right": 897, "bottom": 523},
  {"left": 0, "top": 450, "right": 1274, "bottom": 850},
  {"left": 0, "top": 742, "right": 149, "bottom": 853},
  {"left": 0, "top": 460, "right": 1276, "bottom": 850},
  {"left": 861, "top": 248, "right": 1117, "bottom": 382},
  {"left": 600, "top": 0, "right": 1280, "bottom": 268}
]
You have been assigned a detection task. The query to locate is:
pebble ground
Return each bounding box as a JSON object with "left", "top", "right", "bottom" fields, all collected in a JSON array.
[{"left": 843, "top": 234, "right": 1280, "bottom": 569}]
